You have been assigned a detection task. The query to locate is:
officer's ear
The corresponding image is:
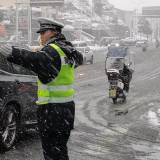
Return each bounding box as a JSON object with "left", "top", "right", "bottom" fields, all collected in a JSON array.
[{"left": 50, "top": 30, "right": 58, "bottom": 36}]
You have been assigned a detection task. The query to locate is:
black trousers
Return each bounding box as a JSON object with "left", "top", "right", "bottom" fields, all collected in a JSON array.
[
  {"left": 37, "top": 102, "right": 75, "bottom": 160},
  {"left": 40, "top": 131, "right": 71, "bottom": 160}
]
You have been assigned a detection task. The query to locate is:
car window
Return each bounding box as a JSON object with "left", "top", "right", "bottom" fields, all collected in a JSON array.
[
  {"left": 72, "top": 43, "right": 79, "bottom": 47},
  {"left": 86, "top": 41, "right": 95, "bottom": 46},
  {"left": 76, "top": 47, "right": 85, "bottom": 53},
  {"left": 12, "top": 64, "right": 37, "bottom": 76},
  {"left": 0, "top": 54, "right": 14, "bottom": 73},
  {"left": 111, "top": 40, "right": 120, "bottom": 43},
  {"left": 79, "top": 43, "right": 87, "bottom": 47}
]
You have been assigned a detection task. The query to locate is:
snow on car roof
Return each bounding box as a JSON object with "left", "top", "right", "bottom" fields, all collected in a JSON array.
[{"left": 71, "top": 41, "right": 86, "bottom": 44}]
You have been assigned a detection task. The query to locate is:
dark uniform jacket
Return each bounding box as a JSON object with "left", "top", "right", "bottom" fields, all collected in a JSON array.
[{"left": 7, "top": 34, "right": 83, "bottom": 132}]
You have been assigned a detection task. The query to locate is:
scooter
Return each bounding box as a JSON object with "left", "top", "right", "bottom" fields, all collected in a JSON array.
[
  {"left": 106, "top": 69, "right": 126, "bottom": 104},
  {"left": 155, "top": 43, "right": 160, "bottom": 48},
  {"left": 142, "top": 46, "right": 147, "bottom": 52}
]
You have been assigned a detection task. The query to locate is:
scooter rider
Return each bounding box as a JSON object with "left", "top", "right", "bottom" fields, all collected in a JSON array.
[
  {"left": 155, "top": 39, "right": 160, "bottom": 47},
  {"left": 110, "top": 58, "right": 132, "bottom": 92},
  {"left": 141, "top": 41, "right": 147, "bottom": 51}
]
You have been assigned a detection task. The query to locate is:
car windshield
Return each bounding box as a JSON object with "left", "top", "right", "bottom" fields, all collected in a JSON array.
[
  {"left": 108, "top": 46, "right": 128, "bottom": 57},
  {"left": 86, "top": 41, "right": 94, "bottom": 46},
  {"left": 75, "top": 47, "right": 85, "bottom": 53},
  {"left": 72, "top": 43, "right": 79, "bottom": 47},
  {"left": 111, "top": 40, "right": 120, "bottom": 44},
  {"left": 137, "top": 40, "right": 147, "bottom": 42}
]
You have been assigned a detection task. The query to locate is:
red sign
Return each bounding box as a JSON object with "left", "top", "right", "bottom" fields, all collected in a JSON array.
[
  {"left": 19, "top": 18, "right": 28, "bottom": 27},
  {"left": 0, "top": 24, "right": 5, "bottom": 35}
]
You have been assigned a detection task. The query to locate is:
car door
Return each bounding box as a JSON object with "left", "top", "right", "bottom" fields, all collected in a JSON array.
[
  {"left": 0, "top": 54, "right": 17, "bottom": 106},
  {"left": 80, "top": 42, "right": 90, "bottom": 61},
  {"left": 85, "top": 46, "right": 92, "bottom": 61},
  {"left": 12, "top": 64, "right": 38, "bottom": 124}
]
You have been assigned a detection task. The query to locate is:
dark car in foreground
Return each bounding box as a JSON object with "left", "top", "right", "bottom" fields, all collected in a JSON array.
[{"left": 0, "top": 42, "right": 38, "bottom": 151}]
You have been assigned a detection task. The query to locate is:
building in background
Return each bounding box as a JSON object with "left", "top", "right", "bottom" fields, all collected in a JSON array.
[
  {"left": 0, "top": 0, "right": 29, "bottom": 8},
  {"left": 142, "top": 6, "right": 160, "bottom": 41},
  {"left": 115, "top": 8, "right": 125, "bottom": 23},
  {"left": 124, "top": 11, "right": 134, "bottom": 37}
]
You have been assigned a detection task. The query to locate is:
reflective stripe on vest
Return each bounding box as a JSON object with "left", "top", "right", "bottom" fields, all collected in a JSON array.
[
  {"left": 38, "top": 96, "right": 74, "bottom": 103},
  {"left": 38, "top": 84, "right": 73, "bottom": 91},
  {"left": 61, "top": 57, "right": 68, "bottom": 65},
  {"left": 37, "top": 44, "right": 74, "bottom": 105}
]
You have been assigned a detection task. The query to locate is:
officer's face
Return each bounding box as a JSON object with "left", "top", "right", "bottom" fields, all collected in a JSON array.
[{"left": 40, "top": 30, "right": 56, "bottom": 45}]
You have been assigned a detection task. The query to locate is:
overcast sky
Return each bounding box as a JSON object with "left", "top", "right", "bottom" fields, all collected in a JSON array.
[{"left": 108, "top": 0, "right": 160, "bottom": 11}]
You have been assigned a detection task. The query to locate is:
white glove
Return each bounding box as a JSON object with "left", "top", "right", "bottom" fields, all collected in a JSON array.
[{"left": 0, "top": 43, "right": 13, "bottom": 57}]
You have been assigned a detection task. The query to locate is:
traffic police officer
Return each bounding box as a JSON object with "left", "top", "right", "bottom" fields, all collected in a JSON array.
[{"left": 0, "top": 17, "right": 83, "bottom": 160}]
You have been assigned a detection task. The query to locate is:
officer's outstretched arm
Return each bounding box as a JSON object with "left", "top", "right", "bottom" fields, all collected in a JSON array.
[{"left": 7, "top": 47, "right": 50, "bottom": 74}]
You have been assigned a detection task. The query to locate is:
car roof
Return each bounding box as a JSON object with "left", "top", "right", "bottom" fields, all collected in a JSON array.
[
  {"left": 111, "top": 40, "right": 121, "bottom": 43},
  {"left": 102, "top": 37, "right": 118, "bottom": 39},
  {"left": 0, "top": 42, "right": 31, "bottom": 50},
  {"left": 71, "top": 41, "right": 86, "bottom": 44},
  {"left": 137, "top": 39, "right": 147, "bottom": 41}
]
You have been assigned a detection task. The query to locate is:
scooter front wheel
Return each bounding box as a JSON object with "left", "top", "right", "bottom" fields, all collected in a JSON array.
[
  {"left": 112, "top": 97, "right": 117, "bottom": 104},
  {"left": 122, "top": 93, "right": 126, "bottom": 103}
]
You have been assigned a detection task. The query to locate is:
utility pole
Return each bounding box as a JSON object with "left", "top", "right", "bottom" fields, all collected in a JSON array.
[
  {"left": 131, "top": 1, "right": 145, "bottom": 39},
  {"left": 90, "top": 0, "right": 93, "bottom": 29},
  {"left": 130, "top": 19, "right": 133, "bottom": 38},
  {"left": 80, "top": 0, "right": 83, "bottom": 40},
  {"left": 133, "top": 8, "right": 136, "bottom": 39},
  {"left": 28, "top": 0, "right": 32, "bottom": 46},
  {"left": 15, "top": 0, "right": 19, "bottom": 43},
  {"left": 158, "top": 19, "right": 159, "bottom": 40},
  {"left": 28, "top": 5, "right": 30, "bottom": 45}
]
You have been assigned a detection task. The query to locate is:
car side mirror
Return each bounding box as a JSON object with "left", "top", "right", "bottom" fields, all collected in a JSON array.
[
  {"left": 85, "top": 47, "right": 90, "bottom": 53},
  {"left": 85, "top": 50, "right": 89, "bottom": 53}
]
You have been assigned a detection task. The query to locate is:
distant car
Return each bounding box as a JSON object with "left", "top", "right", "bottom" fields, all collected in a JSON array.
[
  {"left": 71, "top": 41, "right": 93, "bottom": 65},
  {"left": 108, "top": 40, "right": 125, "bottom": 49},
  {"left": 85, "top": 40, "right": 97, "bottom": 50},
  {"left": 99, "top": 37, "right": 118, "bottom": 46},
  {"left": 0, "top": 42, "right": 37, "bottom": 151},
  {"left": 122, "top": 38, "right": 137, "bottom": 46},
  {"left": 136, "top": 40, "right": 148, "bottom": 47},
  {"left": 85, "top": 40, "right": 95, "bottom": 46}
]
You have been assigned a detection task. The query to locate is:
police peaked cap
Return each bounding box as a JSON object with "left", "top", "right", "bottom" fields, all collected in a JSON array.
[{"left": 36, "top": 17, "right": 64, "bottom": 33}]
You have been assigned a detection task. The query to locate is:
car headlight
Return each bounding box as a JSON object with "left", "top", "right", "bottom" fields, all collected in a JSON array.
[
  {"left": 116, "top": 44, "right": 119, "bottom": 47},
  {"left": 108, "top": 44, "right": 110, "bottom": 47}
]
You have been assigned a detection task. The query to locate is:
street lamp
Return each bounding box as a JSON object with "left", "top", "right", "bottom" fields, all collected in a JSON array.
[
  {"left": 131, "top": 1, "right": 145, "bottom": 13},
  {"left": 130, "top": 1, "right": 145, "bottom": 39}
]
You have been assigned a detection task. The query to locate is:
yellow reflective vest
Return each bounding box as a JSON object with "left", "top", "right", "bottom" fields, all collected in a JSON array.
[{"left": 37, "top": 44, "right": 74, "bottom": 105}]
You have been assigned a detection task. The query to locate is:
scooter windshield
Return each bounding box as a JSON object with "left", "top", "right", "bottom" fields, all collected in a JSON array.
[{"left": 107, "top": 46, "right": 128, "bottom": 58}]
